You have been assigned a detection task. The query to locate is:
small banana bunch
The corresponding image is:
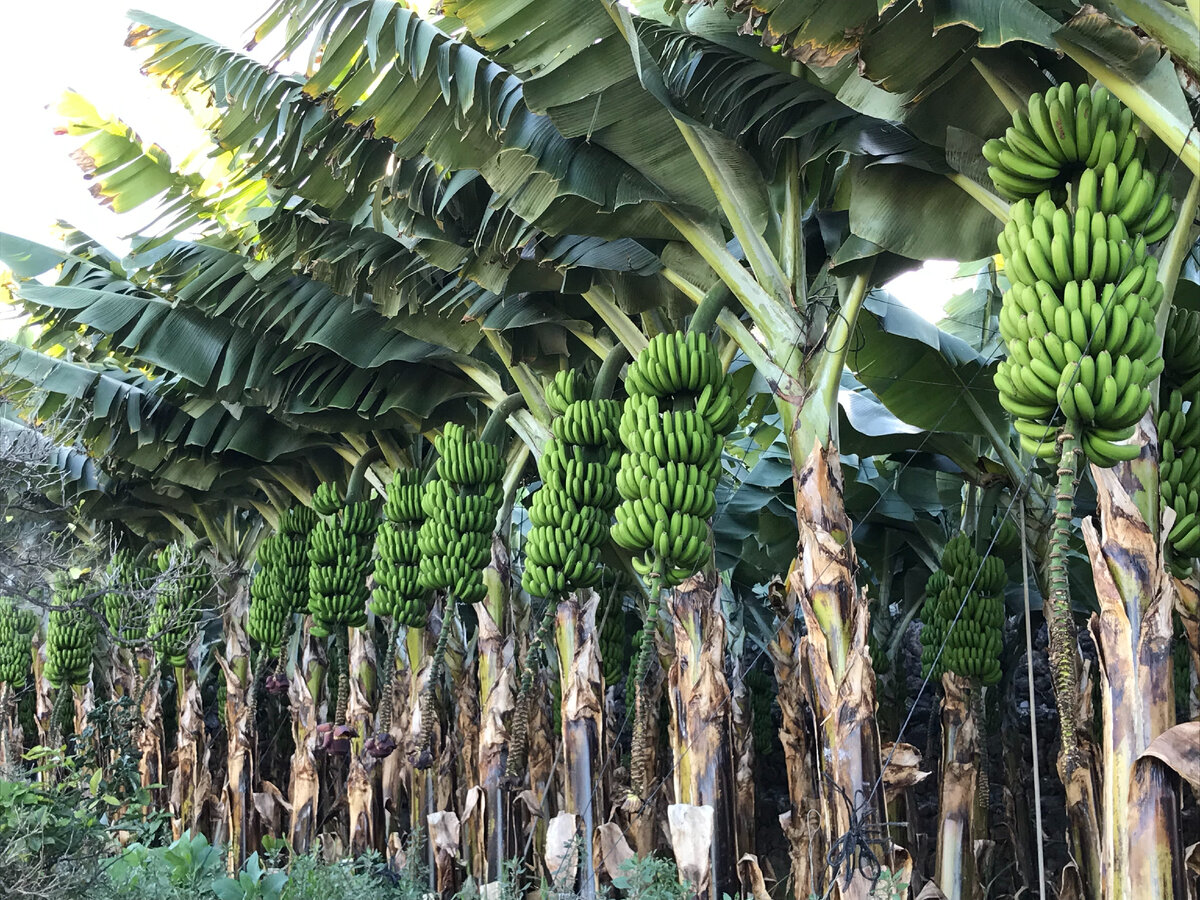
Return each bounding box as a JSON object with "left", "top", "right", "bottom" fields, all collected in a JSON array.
[
  {"left": 308, "top": 493, "right": 378, "bottom": 636},
  {"left": 994, "top": 190, "right": 1164, "bottom": 466},
  {"left": 313, "top": 481, "right": 344, "bottom": 516},
  {"left": 522, "top": 371, "right": 621, "bottom": 598},
  {"left": 920, "top": 534, "right": 1006, "bottom": 685},
  {"left": 371, "top": 470, "right": 429, "bottom": 627},
  {"left": 101, "top": 548, "right": 153, "bottom": 643},
  {"left": 0, "top": 598, "right": 36, "bottom": 688},
  {"left": 45, "top": 578, "right": 98, "bottom": 688},
  {"left": 983, "top": 83, "right": 1175, "bottom": 242},
  {"left": 744, "top": 667, "right": 774, "bottom": 756},
  {"left": 612, "top": 332, "right": 736, "bottom": 585},
  {"left": 417, "top": 423, "right": 502, "bottom": 604},
  {"left": 150, "top": 545, "right": 209, "bottom": 667},
  {"left": 600, "top": 599, "right": 628, "bottom": 688},
  {"left": 1157, "top": 308, "right": 1200, "bottom": 573}
]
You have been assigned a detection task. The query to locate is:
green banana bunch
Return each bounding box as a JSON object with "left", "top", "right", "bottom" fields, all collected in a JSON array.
[
  {"left": 612, "top": 332, "right": 736, "bottom": 586},
  {"left": 149, "top": 545, "right": 209, "bottom": 667},
  {"left": 993, "top": 190, "right": 1163, "bottom": 466},
  {"left": 600, "top": 599, "right": 628, "bottom": 688},
  {"left": 248, "top": 505, "right": 317, "bottom": 653},
  {"left": 308, "top": 493, "right": 378, "bottom": 636},
  {"left": 101, "top": 547, "right": 154, "bottom": 643},
  {"left": 417, "top": 423, "right": 502, "bottom": 605},
  {"left": 371, "top": 470, "right": 430, "bottom": 627},
  {"left": 744, "top": 667, "right": 774, "bottom": 757},
  {"left": 983, "top": 83, "right": 1176, "bottom": 241},
  {"left": 1163, "top": 307, "right": 1200, "bottom": 396},
  {"left": 45, "top": 578, "right": 99, "bottom": 687},
  {"left": 0, "top": 598, "right": 36, "bottom": 688},
  {"left": 312, "top": 481, "right": 344, "bottom": 517},
  {"left": 523, "top": 372, "right": 621, "bottom": 599},
  {"left": 919, "top": 533, "right": 1006, "bottom": 685}
]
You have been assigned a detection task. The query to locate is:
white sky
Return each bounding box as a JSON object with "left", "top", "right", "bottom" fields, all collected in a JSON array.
[{"left": 0, "top": 1, "right": 958, "bottom": 323}]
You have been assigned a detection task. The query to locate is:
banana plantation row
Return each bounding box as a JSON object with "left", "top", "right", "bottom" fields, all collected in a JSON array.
[{"left": 1, "top": 1, "right": 1198, "bottom": 899}]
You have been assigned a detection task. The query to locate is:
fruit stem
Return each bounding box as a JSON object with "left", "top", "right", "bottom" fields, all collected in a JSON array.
[
  {"left": 416, "top": 593, "right": 456, "bottom": 768},
  {"left": 629, "top": 568, "right": 664, "bottom": 804},
  {"left": 592, "top": 344, "right": 630, "bottom": 401},
  {"left": 1048, "top": 425, "right": 1082, "bottom": 765},
  {"left": 480, "top": 393, "right": 526, "bottom": 445},
  {"left": 377, "top": 617, "right": 398, "bottom": 735},
  {"left": 334, "top": 628, "right": 350, "bottom": 727},
  {"left": 687, "top": 281, "right": 733, "bottom": 337},
  {"left": 504, "top": 600, "right": 559, "bottom": 781},
  {"left": 345, "top": 447, "right": 384, "bottom": 504}
]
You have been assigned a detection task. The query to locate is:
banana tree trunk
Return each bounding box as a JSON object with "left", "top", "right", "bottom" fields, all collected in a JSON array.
[
  {"left": 729, "top": 656, "right": 755, "bottom": 864},
  {"left": 170, "top": 653, "right": 207, "bottom": 839},
  {"left": 406, "top": 624, "right": 435, "bottom": 881},
  {"left": 525, "top": 667, "right": 557, "bottom": 874},
  {"left": 665, "top": 572, "right": 736, "bottom": 899},
  {"left": 447, "top": 625, "right": 477, "bottom": 875},
  {"left": 217, "top": 575, "right": 255, "bottom": 868},
  {"left": 71, "top": 680, "right": 94, "bottom": 746},
  {"left": 554, "top": 591, "right": 604, "bottom": 899},
  {"left": 475, "top": 537, "right": 514, "bottom": 882},
  {"left": 289, "top": 619, "right": 327, "bottom": 853},
  {"left": 134, "top": 653, "right": 165, "bottom": 809},
  {"left": 935, "top": 674, "right": 979, "bottom": 900},
  {"left": 1081, "top": 459, "right": 1182, "bottom": 898},
  {"left": 33, "top": 638, "right": 52, "bottom": 753},
  {"left": 381, "top": 629, "right": 409, "bottom": 841},
  {"left": 347, "top": 625, "right": 379, "bottom": 854},
  {"left": 1174, "top": 575, "right": 1200, "bottom": 719},
  {"left": 785, "top": 441, "right": 886, "bottom": 899},
  {"left": 629, "top": 635, "right": 665, "bottom": 859}
]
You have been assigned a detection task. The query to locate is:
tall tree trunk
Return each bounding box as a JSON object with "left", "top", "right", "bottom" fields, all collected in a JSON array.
[
  {"left": 554, "top": 591, "right": 604, "bottom": 899},
  {"left": 447, "top": 625, "right": 477, "bottom": 875},
  {"left": 785, "top": 442, "right": 884, "bottom": 899},
  {"left": 1081, "top": 459, "right": 1182, "bottom": 898},
  {"left": 0, "top": 684, "right": 14, "bottom": 767},
  {"left": 134, "top": 652, "right": 165, "bottom": 809},
  {"left": 347, "top": 625, "right": 379, "bottom": 853},
  {"left": 935, "top": 674, "right": 979, "bottom": 900},
  {"left": 71, "top": 681, "right": 94, "bottom": 747},
  {"left": 729, "top": 656, "right": 755, "bottom": 865},
  {"left": 770, "top": 585, "right": 823, "bottom": 897},
  {"left": 476, "top": 537, "right": 514, "bottom": 883},
  {"left": 525, "top": 667, "right": 556, "bottom": 876},
  {"left": 665, "top": 572, "right": 736, "bottom": 899},
  {"left": 405, "top": 624, "right": 435, "bottom": 881},
  {"left": 218, "top": 575, "right": 255, "bottom": 868},
  {"left": 170, "top": 653, "right": 207, "bottom": 839},
  {"left": 289, "top": 620, "right": 326, "bottom": 853},
  {"left": 629, "top": 634, "right": 665, "bottom": 859},
  {"left": 1174, "top": 575, "right": 1200, "bottom": 719}
]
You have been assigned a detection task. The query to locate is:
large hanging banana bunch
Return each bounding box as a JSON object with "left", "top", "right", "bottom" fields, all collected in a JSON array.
[
  {"left": 417, "top": 424, "right": 502, "bottom": 605},
  {"left": 101, "top": 548, "right": 155, "bottom": 644},
  {"left": 983, "top": 83, "right": 1176, "bottom": 242},
  {"left": 612, "top": 332, "right": 736, "bottom": 586},
  {"left": 522, "top": 371, "right": 621, "bottom": 599},
  {"left": 920, "top": 534, "right": 1006, "bottom": 685},
  {"left": 993, "top": 190, "right": 1165, "bottom": 466},
  {"left": 371, "top": 470, "right": 428, "bottom": 626},
  {"left": 248, "top": 534, "right": 287, "bottom": 655},
  {"left": 0, "top": 598, "right": 36, "bottom": 688},
  {"left": 149, "top": 545, "right": 209, "bottom": 667},
  {"left": 308, "top": 493, "right": 377, "bottom": 637},
  {"left": 1157, "top": 308, "right": 1200, "bottom": 573},
  {"left": 45, "top": 578, "right": 98, "bottom": 688}
]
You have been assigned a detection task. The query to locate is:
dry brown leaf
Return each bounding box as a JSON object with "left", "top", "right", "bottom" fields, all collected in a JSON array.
[
  {"left": 737, "top": 854, "right": 772, "bottom": 900},
  {"left": 667, "top": 803, "right": 714, "bottom": 887},
  {"left": 1138, "top": 722, "right": 1200, "bottom": 797},
  {"left": 595, "top": 822, "right": 634, "bottom": 877}
]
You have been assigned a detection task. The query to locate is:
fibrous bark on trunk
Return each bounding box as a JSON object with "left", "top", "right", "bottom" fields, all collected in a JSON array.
[
  {"left": 1082, "top": 454, "right": 1182, "bottom": 898},
  {"left": 555, "top": 591, "right": 604, "bottom": 899},
  {"left": 288, "top": 621, "right": 326, "bottom": 853},
  {"left": 665, "top": 572, "right": 736, "bottom": 899},
  {"left": 170, "top": 650, "right": 208, "bottom": 839},
  {"left": 217, "top": 576, "right": 255, "bottom": 868},
  {"left": 347, "top": 626, "right": 379, "bottom": 854},
  {"left": 934, "top": 674, "right": 979, "bottom": 900}
]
